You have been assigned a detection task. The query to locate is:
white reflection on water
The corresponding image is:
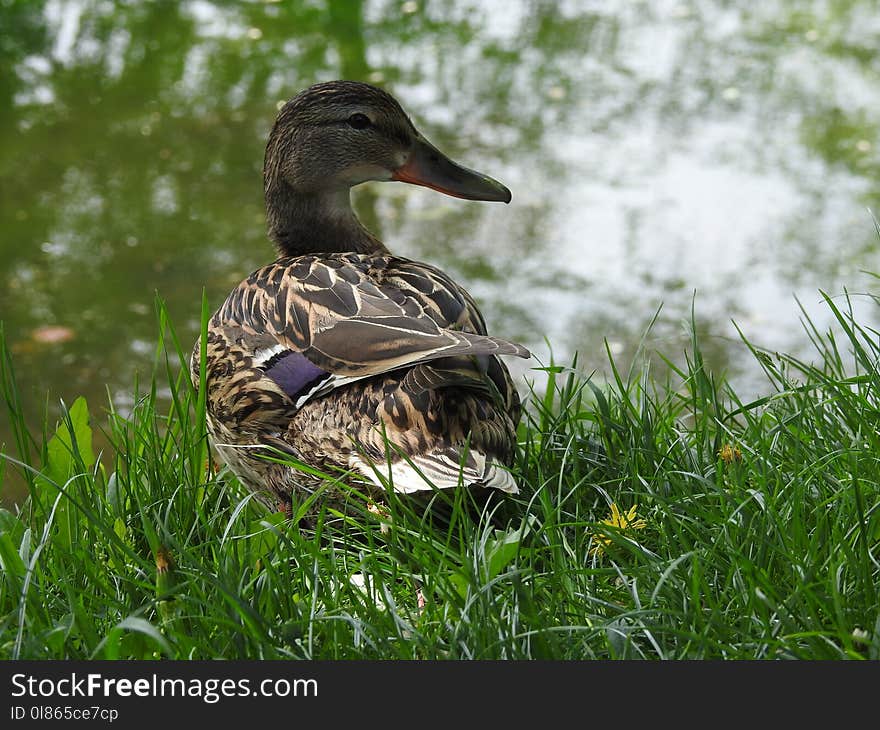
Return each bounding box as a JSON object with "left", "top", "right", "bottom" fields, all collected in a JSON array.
[
  {"left": 376, "top": 0, "right": 880, "bottom": 395},
  {"left": 8, "top": 0, "right": 880, "bottom": 405}
]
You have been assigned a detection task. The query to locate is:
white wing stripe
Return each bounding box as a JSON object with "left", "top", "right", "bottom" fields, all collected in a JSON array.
[{"left": 347, "top": 452, "right": 519, "bottom": 494}]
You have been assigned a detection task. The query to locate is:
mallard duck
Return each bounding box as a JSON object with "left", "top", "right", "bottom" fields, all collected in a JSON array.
[{"left": 191, "top": 80, "right": 530, "bottom": 517}]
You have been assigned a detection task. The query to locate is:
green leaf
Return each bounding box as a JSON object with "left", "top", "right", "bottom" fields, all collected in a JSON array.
[
  {"left": 18, "top": 527, "right": 31, "bottom": 566},
  {"left": 39, "top": 396, "right": 95, "bottom": 487},
  {"left": 108, "top": 517, "right": 128, "bottom": 571},
  {"left": 44, "top": 613, "right": 75, "bottom": 656},
  {"left": 483, "top": 521, "right": 533, "bottom": 581},
  {"left": 449, "top": 521, "right": 534, "bottom": 600},
  {"left": 108, "top": 617, "right": 172, "bottom": 658},
  {"left": 449, "top": 570, "right": 469, "bottom": 600},
  {"left": 106, "top": 471, "right": 123, "bottom": 514},
  {"left": 34, "top": 397, "right": 95, "bottom": 550},
  {"left": 245, "top": 513, "right": 287, "bottom": 566},
  {"left": 113, "top": 517, "right": 127, "bottom": 542},
  {"left": 0, "top": 531, "right": 26, "bottom": 584},
  {"left": 0, "top": 508, "right": 24, "bottom": 545},
  {"left": 50, "top": 396, "right": 95, "bottom": 474}
]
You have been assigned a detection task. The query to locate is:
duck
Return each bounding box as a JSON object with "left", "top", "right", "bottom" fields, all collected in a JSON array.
[{"left": 191, "top": 80, "right": 530, "bottom": 519}]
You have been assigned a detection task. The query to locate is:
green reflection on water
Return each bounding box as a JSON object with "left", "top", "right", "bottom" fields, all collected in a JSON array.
[{"left": 1, "top": 0, "right": 879, "bottom": 506}]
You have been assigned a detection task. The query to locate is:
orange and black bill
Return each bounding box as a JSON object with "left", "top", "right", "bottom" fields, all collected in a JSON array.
[{"left": 393, "top": 135, "right": 512, "bottom": 203}]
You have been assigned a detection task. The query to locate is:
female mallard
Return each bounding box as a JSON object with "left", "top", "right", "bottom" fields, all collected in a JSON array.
[{"left": 192, "top": 80, "right": 530, "bottom": 516}]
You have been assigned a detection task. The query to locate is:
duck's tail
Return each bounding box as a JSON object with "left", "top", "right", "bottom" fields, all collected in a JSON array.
[{"left": 348, "top": 447, "right": 520, "bottom": 495}]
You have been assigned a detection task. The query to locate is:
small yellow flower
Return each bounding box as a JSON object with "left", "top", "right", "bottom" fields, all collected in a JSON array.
[
  {"left": 589, "top": 503, "right": 648, "bottom": 557},
  {"left": 718, "top": 443, "right": 742, "bottom": 464}
]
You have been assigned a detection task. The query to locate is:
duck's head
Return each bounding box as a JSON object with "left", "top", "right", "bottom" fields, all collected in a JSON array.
[{"left": 264, "top": 80, "right": 511, "bottom": 255}]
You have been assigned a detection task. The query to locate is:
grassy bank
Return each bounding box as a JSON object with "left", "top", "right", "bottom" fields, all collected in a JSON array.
[{"left": 0, "top": 287, "right": 878, "bottom": 660}]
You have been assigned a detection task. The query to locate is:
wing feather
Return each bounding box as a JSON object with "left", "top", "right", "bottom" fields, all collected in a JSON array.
[{"left": 215, "top": 254, "right": 530, "bottom": 388}]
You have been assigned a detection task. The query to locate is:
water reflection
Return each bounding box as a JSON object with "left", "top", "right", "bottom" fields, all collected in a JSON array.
[{"left": 1, "top": 0, "right": 879, "bottom": 504}]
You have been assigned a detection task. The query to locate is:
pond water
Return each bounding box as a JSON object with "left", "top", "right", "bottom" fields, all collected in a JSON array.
[{"left": 1, "top": 0, "right": 879, "bottom": 504}]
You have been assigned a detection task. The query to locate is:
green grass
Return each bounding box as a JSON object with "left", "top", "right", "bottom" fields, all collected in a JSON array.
[{"left": 0, "top": 285, "right": 879, "bottom": 660}]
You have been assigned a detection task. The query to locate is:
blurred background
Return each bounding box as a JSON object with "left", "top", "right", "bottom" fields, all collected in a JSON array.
[{"left": 1, "top": 0, "right": 879, "bottom": 502}]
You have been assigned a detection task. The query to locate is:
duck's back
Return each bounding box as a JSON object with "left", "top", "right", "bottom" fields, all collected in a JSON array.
[{"left": 193, "top": 253, "right": 526, "bottom": 510}]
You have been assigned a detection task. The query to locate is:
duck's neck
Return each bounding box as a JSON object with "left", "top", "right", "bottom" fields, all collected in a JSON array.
[{"left": 265, "top": 184, "right": 388, "bottom": 258}]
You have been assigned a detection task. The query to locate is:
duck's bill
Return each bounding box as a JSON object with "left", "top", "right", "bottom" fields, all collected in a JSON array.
[{"left": 392, "top": 136, "right": 512, "bottom": 203}]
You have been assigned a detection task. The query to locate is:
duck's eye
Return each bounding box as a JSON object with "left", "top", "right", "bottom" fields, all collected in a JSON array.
[{"left": 347, "top": 113, "right": 372, "bottom": 130}]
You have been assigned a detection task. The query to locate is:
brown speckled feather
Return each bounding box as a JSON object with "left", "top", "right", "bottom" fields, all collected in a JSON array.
[
  {"left": 215, "top": 254, "right": 526, "bottom": 374},
  {"left": 192, "top": 252, "right": 528, "bottom": 510}
]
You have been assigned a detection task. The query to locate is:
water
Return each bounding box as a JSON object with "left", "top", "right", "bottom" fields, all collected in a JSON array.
[{"left": 2, "top": 0, "right": 879, "bottom": 504}]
